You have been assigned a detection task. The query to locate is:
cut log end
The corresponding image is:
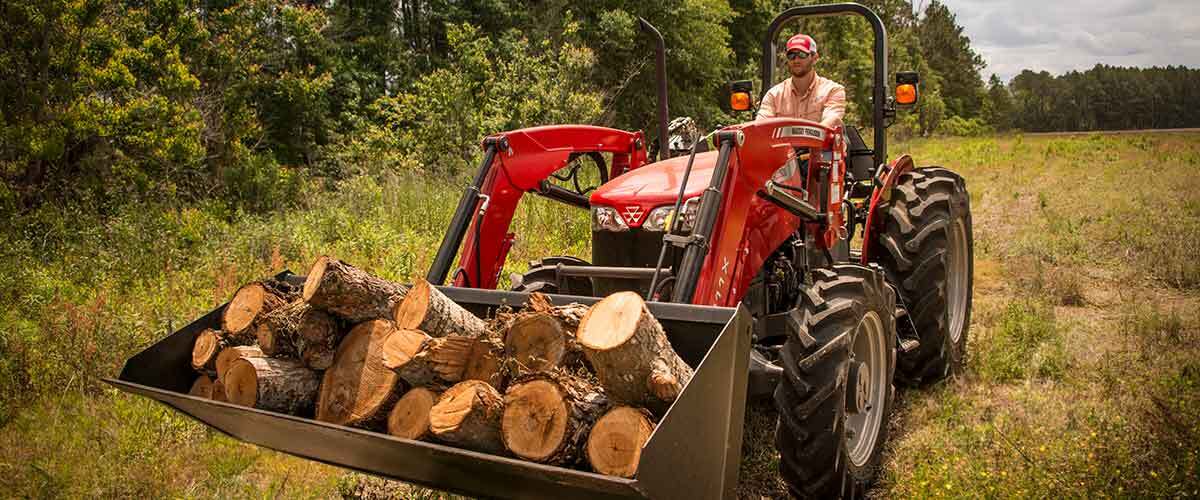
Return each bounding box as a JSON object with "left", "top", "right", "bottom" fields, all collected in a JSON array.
[
  {"left": 429, "top": 380, "right": 505, "bottom": 453},
  {"left": 505, "top": 314, "right": 566, "bottom": 372},
  {"left": 502, "top": 379, "right": 569, "bottom": 462},
  {"left": 302, "top": 255, "right": 331, "bottom": 302},
  {"left": 393, "top": 278, "right": 432, "bottom": 329},
  {"left": 317, "top": 320, "right": 404, "bottom": 427},
  {"left": 586, "top": 406, "right": 654, "bottom": 478},
  {"left": 226, "top": 357, "right": 321, "bottom": 415},
  {"left": 188, "top": 374, "right": 215, "bottom": 399},
  {"left": 387, "top": 387, "right": 440, "bottom": 440},
  {"left": 191, "top": 328, "right": 222, "bottom": 372},
  {"left": 577, "top": 291, "right": 645, "bottom": 351},
  {"left": 216, "top": 345, "right": 265, "bottom": 381},
  {"left": 223, "top": 283, "right": 268, "bottom": 334}
]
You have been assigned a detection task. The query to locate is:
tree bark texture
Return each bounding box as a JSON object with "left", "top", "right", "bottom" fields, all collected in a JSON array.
[
  {"left": 254, "top": 301, "right": 340, "bottom": 358},
  {"left": 225, "top": 357, "right": 321, "bottom": 415},
  {"left": 394, "top": 278, "right": 488, "bottom": 337},
  {"left": 302, "top": 256, "right": 409, "bottom": 323}
]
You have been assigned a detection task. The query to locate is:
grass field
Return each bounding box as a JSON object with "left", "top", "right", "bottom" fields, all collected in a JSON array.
[{"left": 1, "top": 132, "right": 1198, "bottom": 498}]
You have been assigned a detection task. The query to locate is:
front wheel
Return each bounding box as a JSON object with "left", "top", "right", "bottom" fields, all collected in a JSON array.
[{"left": 774, "top": 264, "right": 897, "bottom": 498}]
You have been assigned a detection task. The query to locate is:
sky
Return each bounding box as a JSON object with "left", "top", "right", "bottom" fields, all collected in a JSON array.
[{"left": 937, "top": 0, "right": 1200, "bottom": 82}]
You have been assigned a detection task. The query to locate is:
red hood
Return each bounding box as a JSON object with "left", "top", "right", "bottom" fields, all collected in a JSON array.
[{"left": 589, "top": 151, "right": 718, "bottom": 226}]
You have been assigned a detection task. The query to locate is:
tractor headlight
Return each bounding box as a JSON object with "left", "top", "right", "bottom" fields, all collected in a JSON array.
[
  {"left": 643, "top": 198, "right": 700, "bottom": 232},
  {"left": 591, "top": 206, "right": 629, "bottom": 232}
]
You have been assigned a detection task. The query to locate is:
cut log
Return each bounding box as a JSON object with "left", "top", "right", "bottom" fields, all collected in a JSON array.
[
  {"left": 316, "top": 320, "right": 405, "bottom": 428},
  {"left": 211, "top": 379, "right": 227, "bottom": 402},
  {"left": 255, "top": 301, "right": 340, "bottom": 358},
  {"left": 504, "top": 293, "right": 590, "bottom": 373},
  {"left": 188, "top": 374, "right": 215, "bottom": 398},
  {"left": 429, "top": 380, "right": 506, "bottom": 454},
  {"left": 222, "top": 282, "right": 289, "bottom": 337},
  {"left": 576, "top": 291, "right": 694, "bottom": 415},
  {"left": 383, "top": 331, "right": 506, "bottom": 389},
  {"left": 394, "top": 278, "right": 488, "bottom": 338},
  {"left": 191, "top": 328, "right": 224, "bottom": 374},
  {"left": 300, "top": 340, "right": 337, "bottom": 371},
  {"left": 387, "top": 387, "right": 441, "bottom": 441},
  {"left": 381, "top": 328, "right": 435, "bottom": 387},
  {"left": 215, "top": 345, "right": 265, "bottom": 381},
  {"left": 303, "top": 256, "right": 409, "bottom": 323},
  {"left": 501, "top": 373, "right": 607, "bottom": 465},
  {"left": 586, "top": 406, "right": 654, "bottom": 478},
  {"left": 225, "top": 357, "right": 321, "bottom": 415},
  {"left": 504, "top": 313, "right": 567, "bottom": 372}
]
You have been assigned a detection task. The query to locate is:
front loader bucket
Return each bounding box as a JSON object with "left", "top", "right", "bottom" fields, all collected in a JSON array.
[{"left": 105, "top": 273, "right": 753, "bottom": 499}]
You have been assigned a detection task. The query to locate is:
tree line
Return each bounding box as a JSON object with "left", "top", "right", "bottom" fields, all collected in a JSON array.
[{"left": 1, "top": 0, "right": 1196, "bottom": 214}]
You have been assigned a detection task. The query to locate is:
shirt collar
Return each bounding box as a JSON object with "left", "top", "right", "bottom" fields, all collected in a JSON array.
[{"left": 789, "top": 72, "right": 820, "bottom": 97}]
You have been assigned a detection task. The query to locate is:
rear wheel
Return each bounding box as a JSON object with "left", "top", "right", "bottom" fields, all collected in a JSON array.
[
  {"left": 872, "top": 167, "right": 973, "bottom": 384},
  {"left": 775, "top": 264, "right": 897, "bottom": 499}
]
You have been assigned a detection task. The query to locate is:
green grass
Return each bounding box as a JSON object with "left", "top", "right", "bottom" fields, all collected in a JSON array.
[{"left": 3, "top": 132, "right": 1200, "bottom": 497}]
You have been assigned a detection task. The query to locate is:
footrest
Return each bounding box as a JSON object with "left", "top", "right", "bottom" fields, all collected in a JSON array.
[{"left": 899, "top": 338, "right": 920, "bottom": 353}]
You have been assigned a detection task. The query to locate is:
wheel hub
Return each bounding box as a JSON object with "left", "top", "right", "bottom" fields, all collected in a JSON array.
[{"left": 845, "top": 311, "right": 888, "bottom": 468}]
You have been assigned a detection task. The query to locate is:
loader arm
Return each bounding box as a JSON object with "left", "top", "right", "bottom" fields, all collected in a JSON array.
[{"left": 427, "top": 125, "right": 648, "bottom": 290}]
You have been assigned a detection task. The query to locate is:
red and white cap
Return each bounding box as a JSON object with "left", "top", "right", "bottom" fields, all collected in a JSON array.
[{"left": 786, "top": 34, "right": 818, "bottom": 55}]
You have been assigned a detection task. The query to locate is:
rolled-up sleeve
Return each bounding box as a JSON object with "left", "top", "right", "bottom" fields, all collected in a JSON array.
[{"left": 820, "top": 85, "right": 847, "bottom": 129}]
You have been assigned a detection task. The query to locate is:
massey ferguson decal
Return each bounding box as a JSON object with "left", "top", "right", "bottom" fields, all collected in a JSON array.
[
  {"left": 773, "top": 125, "right": 826, "bottom": 141},
  {"left": 623, "top": 205, "right": 644, "bottom": 225}
]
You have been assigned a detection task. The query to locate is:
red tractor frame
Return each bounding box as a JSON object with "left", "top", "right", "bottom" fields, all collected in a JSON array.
[{"left": 418, "top": 2, "right": 974, "bottom": 497}]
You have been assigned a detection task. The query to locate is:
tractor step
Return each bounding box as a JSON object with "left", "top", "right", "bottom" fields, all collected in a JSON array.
[{"left": 899, "top": 338, "right": 921, "bottom": 354}]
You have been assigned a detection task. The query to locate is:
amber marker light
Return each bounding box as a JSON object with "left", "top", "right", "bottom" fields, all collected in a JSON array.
[
  {"left": 896, "top": 83, "right": 917, "bottom": 106},
  {"left": 730, "top": 91, "right": 752, "bottom": 111}
]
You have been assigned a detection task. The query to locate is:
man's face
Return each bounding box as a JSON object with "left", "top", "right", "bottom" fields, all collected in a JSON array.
[{"left": 787, "top": 50, "right": 817, "bottom": 78}]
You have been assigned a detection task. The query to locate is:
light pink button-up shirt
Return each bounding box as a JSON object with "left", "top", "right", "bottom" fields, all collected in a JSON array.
[{"left": 756, "top": 72, "right": 847, "bottom": 129}]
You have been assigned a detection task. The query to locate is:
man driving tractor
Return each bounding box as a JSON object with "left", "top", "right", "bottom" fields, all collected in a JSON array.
[{"left": 756, "top": 33, "right": 847, "bottom": 129}]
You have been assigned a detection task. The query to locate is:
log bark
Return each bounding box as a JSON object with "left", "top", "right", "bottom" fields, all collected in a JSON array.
[
  {"left": 501, "top": 372, "right": 607, "bottom": 465},
  {"left": 387, "top": 387, "right": 441, "bottom": 441},
  {"left": 429, "top": 380, "right": 506, "bottom": 454},
  {"left": 191, "top": 328, "right": 224, "bottom": 375},
  {"left": 393, "top": 278, "right": 488, "bottom": 337},
  {"left": 384, "top": 332, "right": 506, "bottom": 389},
  {"left": 254, "top": 301, "right": 340, "bottom": 359},
  {"left": 225, "top": 357, "right": 321, "bottom": 415},
  {"left": 215, "top": 345, "right": 265, "bottom": 381},
  {"left": 188, "top": 374, "right": 215, "bottom": 398},
  {"left": 302, "top": 256, "right": 409, "bottom": 323},
  {"left": 585, "top": 406, "right": 654, "bottom": 478},
  {"left": 316, "top": 319, "right": 405, "bottom": 428},
  {"left": 222, "top": 281, "right": 289, "bottom": 338},
  {"left": 576, "top": 291, "right": 693, "bottom": 415}
]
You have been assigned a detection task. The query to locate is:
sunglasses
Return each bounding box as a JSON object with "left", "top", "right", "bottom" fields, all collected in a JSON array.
[{"left": 786, "top": 51, "right": 811, "bottom": 61}]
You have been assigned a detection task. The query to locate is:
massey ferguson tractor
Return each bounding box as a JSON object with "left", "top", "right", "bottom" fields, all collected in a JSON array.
[{"left": 109, "top": 3, "right": 973, "bottom": 499}]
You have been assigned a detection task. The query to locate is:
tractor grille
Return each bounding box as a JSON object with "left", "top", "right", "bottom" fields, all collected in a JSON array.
[{"left": 591, "top": 230, "right": 683, "bottom": 297}]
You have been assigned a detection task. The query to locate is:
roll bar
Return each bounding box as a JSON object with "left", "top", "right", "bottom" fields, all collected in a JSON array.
[{"left": 760, "top": 3, "right": 888, "bottom": 167}]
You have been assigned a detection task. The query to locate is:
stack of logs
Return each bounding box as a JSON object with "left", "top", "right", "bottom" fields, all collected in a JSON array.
[{"left": 186, "top": 256, "right": 694, "bottom": 477}]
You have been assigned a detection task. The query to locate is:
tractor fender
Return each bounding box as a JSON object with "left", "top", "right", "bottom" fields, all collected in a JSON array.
[{"left": 860, "top": 154, "right": 915, "bottom": 265}]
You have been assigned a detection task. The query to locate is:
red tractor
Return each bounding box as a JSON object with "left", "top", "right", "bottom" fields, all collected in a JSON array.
[
  {"left": 110, "top": 3, "right": 972, "bottom": 498},
  {"left": 421, "top": 3, "right": 974, "bottom": 497}
]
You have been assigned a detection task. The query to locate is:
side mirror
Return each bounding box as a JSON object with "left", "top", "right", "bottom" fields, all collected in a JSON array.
[
  {"left": 729, "top": 80, "right": 753, "bottom": 112},
  {"left": 895, "top": 72, "right": 919, "bottom": 108}
]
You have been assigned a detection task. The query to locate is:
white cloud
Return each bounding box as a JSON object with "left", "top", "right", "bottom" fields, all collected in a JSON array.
[{"left": 938, "top": 0, "right": 1200, "bottom": 81}]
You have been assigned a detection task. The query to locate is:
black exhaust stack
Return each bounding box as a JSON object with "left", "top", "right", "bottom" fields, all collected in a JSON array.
[{"left": 638, "top": 18, "right": 670, "bottom": 161}]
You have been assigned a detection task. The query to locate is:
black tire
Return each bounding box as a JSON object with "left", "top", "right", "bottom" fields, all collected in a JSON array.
[
  {"left": 775, "top": 264, "right": 897, "bottom": 499},
  {"left": 872, "top": 167, "right": 973, "bottom": 384}
]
